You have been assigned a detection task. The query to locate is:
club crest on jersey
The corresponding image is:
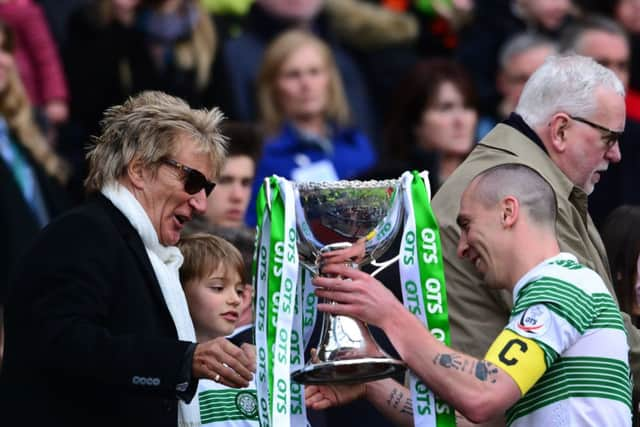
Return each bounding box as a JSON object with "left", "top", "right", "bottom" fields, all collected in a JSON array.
[
  {"left": 517, "top": 305, "right": 550, "bottom": 335},
  {"left": 236, "top": 390, "right": 258, "bottom": 418}
]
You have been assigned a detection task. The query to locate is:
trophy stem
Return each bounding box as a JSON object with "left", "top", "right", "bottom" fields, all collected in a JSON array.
[{"left": 292, "top": 254, "right": 406, "bottom": 384}]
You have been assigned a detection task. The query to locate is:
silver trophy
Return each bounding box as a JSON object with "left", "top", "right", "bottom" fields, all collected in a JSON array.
[{"left": 290, "top": 179, "right": 407, "bottom": 384}]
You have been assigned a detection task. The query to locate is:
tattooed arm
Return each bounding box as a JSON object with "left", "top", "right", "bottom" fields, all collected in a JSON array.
[
  {"left": 381, "top": 308, "right": 521, "bottom": 423},
  {"left": 313, "top": 264, "right": 521, "bottom": 423},
  {"left": 305, "top": 378, "right": 412, "bottom": 426},
  {"left": 363, "top": 379, "right": 414, "bottom": 427}
]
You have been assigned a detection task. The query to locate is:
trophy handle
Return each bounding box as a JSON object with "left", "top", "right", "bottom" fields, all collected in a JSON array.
[{"left": 370, "top": 254, "right": 401, "bottom": 278}]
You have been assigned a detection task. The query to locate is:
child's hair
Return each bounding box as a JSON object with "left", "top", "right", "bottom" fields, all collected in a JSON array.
[{"left": 177, "top": 233, "right": 246, "bottom": 286}]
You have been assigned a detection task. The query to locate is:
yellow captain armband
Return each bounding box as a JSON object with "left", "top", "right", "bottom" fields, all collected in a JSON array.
[{"left": 484, "top": 329, "right": 547, "bottom": 395}]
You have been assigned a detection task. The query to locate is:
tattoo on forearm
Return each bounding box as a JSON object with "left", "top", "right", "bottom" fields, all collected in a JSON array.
[
  {"left": 433, "top": 353, "right": 498, "bottom": 383},
  {"left": 386, "top": 388, "right": 413, "bottom": 415},
  {"left": 401, "top": 397, "right": 413, "bottom": 415},
  {"left": 433, "top": 353, "right": 463, "bottom": 370},
  {"left": 387, "top": 387, "right": 403, "bottom": 409},
  {"left": 474, "top": 360, "right": 498, "bottom": 382}
]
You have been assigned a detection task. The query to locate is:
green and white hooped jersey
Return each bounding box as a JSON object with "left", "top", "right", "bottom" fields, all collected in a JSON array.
[
  {"left": 194, "top": 379, "right": 259, "bottom": 427},
  {"left": 503, "top": 252, "right": 632, "bottom": 426}
]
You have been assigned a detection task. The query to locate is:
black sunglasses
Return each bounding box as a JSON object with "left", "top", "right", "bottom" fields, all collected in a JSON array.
[
  {"left": 161, "top": 158, "right": 216, "bottom": 196},
  {"left": 569, "top": 115, "right": 623, "bottom": 149}
]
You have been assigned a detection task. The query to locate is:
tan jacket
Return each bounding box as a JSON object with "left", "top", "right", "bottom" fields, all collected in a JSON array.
[{"left": 432, "top": 123, "right": 640, "bottom": 425}]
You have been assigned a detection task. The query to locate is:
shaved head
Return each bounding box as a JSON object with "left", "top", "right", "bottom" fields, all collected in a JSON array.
[{"left": 469, "top": 164, "right": 557, "bottom": 229}]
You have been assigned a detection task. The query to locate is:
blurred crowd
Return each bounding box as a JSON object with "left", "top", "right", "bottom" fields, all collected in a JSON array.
[{"left": 2, "top": 0, "right": 640, "bottom": 425}]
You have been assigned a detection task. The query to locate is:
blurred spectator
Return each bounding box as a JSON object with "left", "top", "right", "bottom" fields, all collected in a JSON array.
[
  {"left": 477, "top": 31, "right": 557, "bottom": 138},
  {"left": 589, "top": 0, "right": 640, "bottom": 122},
  {"left": 0, "top": 0, "right": 69, "bottom": 131},
  {"left": 324, "top": 0, "right": 420, "bottom": 149},
  {"left": 66, "top": 0, "right": 216, "bottom": 137},
  {"left": 601, "top": 204, "right": 640, "bottom": 424},
  {"left": 135, "top": 0, "right": 217, "bottom": 105},
  {"left": 613, "top": 0, "right": 640, "bottom": 95},
  {"left": 211, "top": 0, "right": 375, "bottom": 141},
  {"left": 456, "top": 0, "right": 574, "bottom": 117},
  {"left": 363, "top": 58, "right": 477, "bottom": 192},
  {"left": 35, "top": 0, "right": 90, "bottom": 47},
  {"left": 326, "top": 0, "right": 418, "bottom": 52},
  {"left": 577, "top": 0, "right": 640, "bottom": 96},
  {"left": 559, "top": 14, "right": 640, "bottom": 228},
  {"left": 602, "top": 205, "right": 640, "bottom": 325},
  {"left": 201, "top": 0, "right": 253, "bottom": 15},
  {"left": 204, "top": 121, "right": 262, "bottom": 228},
  {"left": 63, "top": 0, "right": 217, "bottom": 202},
  {"left": 62, "top": 0, "right": 141, "bottom": 202},
  {"left": 246, "top": 29, "right": 376, "bottom": 226},
  {"left": 64, "top": 0, "right": 140, "bottom": 141},
  {"left": 0, "top": 18, "right": 71, "bottom": 366},
  {"left": 379, "top": 0, "right": 474, "bottom": 55}
]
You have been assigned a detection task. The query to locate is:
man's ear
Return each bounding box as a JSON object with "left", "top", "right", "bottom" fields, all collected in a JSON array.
[
  {"left": 500, "top": 196, "right": 519, "bottom": 228},
  {"left": 548, "top": 113, "right": 569, "bottom": 153},
  {"left": 127, "top": 157, "right": 147, "bottom": 190}
]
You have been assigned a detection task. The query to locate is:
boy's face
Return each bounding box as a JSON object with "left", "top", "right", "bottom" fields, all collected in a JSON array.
[{"left": 184, "top": 265, "right": 244, "bottom": 340}]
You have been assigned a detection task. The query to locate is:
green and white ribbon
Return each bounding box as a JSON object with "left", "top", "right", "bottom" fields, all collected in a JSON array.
[
  {"left": 254, "top": 179, "right": 274, "bottom": 427},
  {"left": 398, "top": 171, "right": 455, "bottom": 427},
  {"left": 254, "top": 176, "right": 311, "bottom": 427},
  {"left": 300, "top": 268, "right": 317, "bottom": 345}
]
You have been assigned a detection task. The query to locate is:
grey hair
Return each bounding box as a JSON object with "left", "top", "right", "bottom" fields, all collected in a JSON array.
[
  {"left": 499, "top": 31, "right": 557, "bottom": 69},
  {"left": 515, "top": 54, "right": 625, "bottom": 128},
  {"left": 85, "top": 91, "right": 227, "bottom": 193},
  {"left": 558, "top": 14, "right": 628, "bottom": 54},
  {"left": 472, "top": 163, "right": 557, "bottom": 229}
]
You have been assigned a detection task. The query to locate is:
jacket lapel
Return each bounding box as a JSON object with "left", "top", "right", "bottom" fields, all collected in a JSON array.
[{"left": 96, "top": 195, "right": 177, "bottom": 333}]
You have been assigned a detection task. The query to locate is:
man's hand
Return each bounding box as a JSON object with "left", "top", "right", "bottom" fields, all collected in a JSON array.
[
  {"left": 193, "top": 337, "right": 255, "bottom": 388},
  {"left": 305, "top": 382, "right": 366, "bottom": 410},
  {"left": 312, "top": 263, "right": 404, "bottom": 328}
]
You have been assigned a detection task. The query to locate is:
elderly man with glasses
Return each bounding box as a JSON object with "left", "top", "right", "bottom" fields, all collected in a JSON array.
[
  {"left": 302, "top": 54, "right": 633, "bottom": 427},
  {"left": 0, "top": 91, "right": 256, "bottom": 427},
  {"left": 430, "top": 54, "right": 631, "bottom": 426}
]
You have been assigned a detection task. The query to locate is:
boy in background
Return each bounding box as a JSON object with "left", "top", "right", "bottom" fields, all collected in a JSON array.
[{"left": 178, "top": 233, "right": 259, "bottom": 426}]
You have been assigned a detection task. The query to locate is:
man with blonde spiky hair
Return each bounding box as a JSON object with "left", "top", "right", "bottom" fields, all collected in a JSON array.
[{"left": 0, "top": 91, "right": 256, "bottom": 427}]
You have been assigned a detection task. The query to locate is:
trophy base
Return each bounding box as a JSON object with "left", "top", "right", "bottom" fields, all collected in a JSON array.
[{"left": 291, "top": 357, "right": 406, "bottom": 385}]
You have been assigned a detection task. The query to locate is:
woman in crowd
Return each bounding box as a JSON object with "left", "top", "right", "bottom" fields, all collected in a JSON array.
[
  {"left": 368, "top": 58, "right": 478, "bottom": 191},
  {"left": 64, "top": 0, "right": 216, "bottom": 197},
  {"left": 601, "top": 204, "right": 640, "bottom": 427},
  {"left": 602, "top": 205, "right": 640, "bottom": 326},
  {"left": 0, "top": 0, "right": 69, "bottom": 129},
  {"left": 66, "top": 0, "right": 215, "bottom": 129},
  {"left": 246, "top": 29, "right": 377, "bottom": 225},
  {"left": 0, "top": 18, "right": 71, "bottom": 359}
]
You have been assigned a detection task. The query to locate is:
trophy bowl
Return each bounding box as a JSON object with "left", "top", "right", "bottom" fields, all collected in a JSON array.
[{"left": 291, "top": 179, "right": 407, "bottom": 384}]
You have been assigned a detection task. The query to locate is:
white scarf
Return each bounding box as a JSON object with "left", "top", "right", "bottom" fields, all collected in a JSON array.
[{"left": 101, "top": 182, "right": 200, "bottom": 425}]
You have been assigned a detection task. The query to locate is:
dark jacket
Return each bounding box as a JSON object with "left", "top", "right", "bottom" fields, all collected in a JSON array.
[
  {"left": 0, "top": 143, "right": 71, "bottom": 304},
  {"left": 0, "top": 194, "right": 194, "bottom": 426}
]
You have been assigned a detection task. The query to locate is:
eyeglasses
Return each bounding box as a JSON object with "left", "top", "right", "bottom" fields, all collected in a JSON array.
[
  {"left": 569, "top": 115, "right": 623, "bottom": 149},
  {"left": 161, "top": 158, "right": 216, "bottom": 196}
]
